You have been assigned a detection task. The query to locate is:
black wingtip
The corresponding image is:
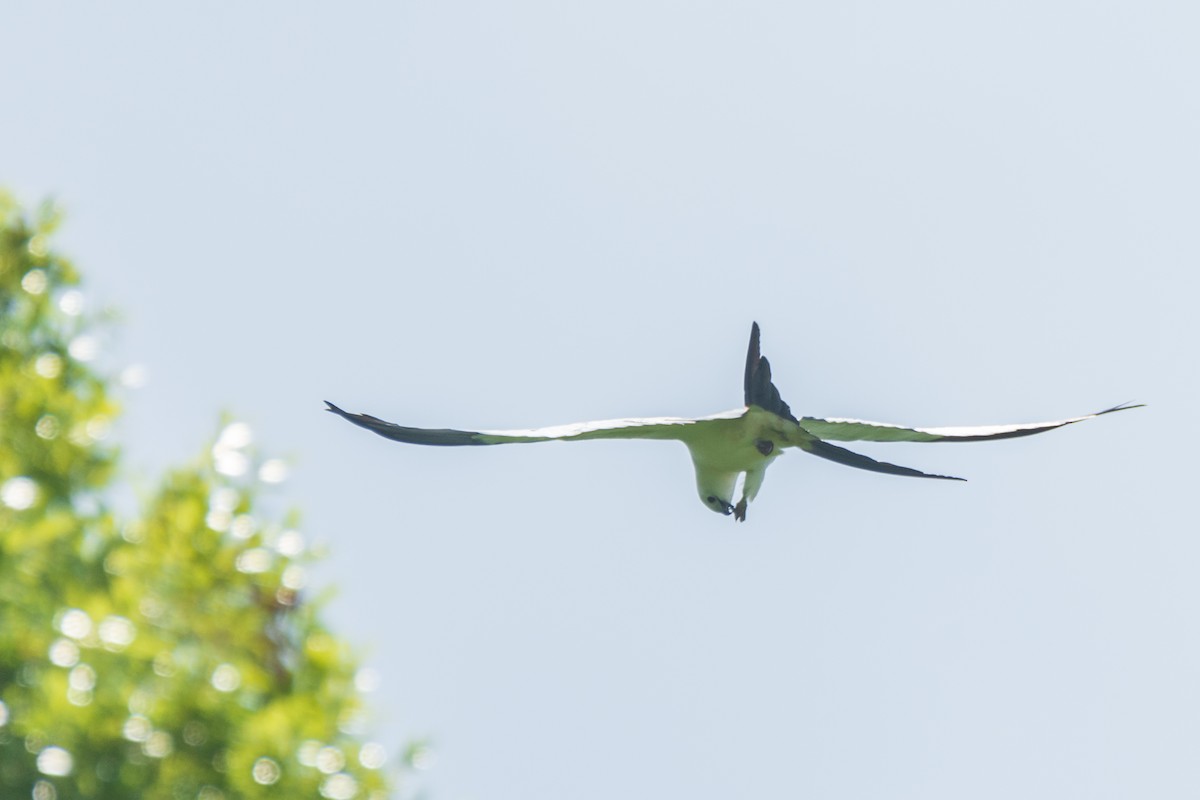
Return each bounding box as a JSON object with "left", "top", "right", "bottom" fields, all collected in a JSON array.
[
  {"left": 744, "top": 323, "right": 762, "bottom": 406},
  {"left": 1099, "top": 401, "right": 1146, "bottom": 415},
  {"left": 325, "top": 401, "right": 356, "bottom": 420}
]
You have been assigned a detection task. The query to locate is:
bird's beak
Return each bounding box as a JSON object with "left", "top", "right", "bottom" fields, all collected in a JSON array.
[{"left": 720, "top": 501, "right": 734, "bottom": 516}]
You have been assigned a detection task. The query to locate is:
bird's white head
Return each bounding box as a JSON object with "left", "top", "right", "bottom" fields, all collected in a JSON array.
[{"left": 695, "top": 472, "right": 738, "bottom": 516}]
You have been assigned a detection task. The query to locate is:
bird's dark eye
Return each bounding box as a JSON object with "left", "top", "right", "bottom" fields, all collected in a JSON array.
[{"left": 706, "top": 495, "right": 717, "bottom": 503}]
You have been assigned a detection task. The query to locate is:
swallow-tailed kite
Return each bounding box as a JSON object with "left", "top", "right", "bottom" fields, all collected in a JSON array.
[{"left": 327, "top": 323, "right": 1140, "bottom": 521}]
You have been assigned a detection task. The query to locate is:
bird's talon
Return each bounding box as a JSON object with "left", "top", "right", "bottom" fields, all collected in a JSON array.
[{"left": 733, "top": 498, "right": 748, "bottom": 522}]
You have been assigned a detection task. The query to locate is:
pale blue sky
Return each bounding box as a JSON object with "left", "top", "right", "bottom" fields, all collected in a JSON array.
[{"left": 6, "top": 3, "right": 1199, "bottom": 798}]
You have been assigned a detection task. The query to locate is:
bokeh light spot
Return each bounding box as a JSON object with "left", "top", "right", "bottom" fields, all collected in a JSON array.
[
  {"left": 281, "top": 565, "right": 307, "bottom": 590},
  {"left": 58, "top": 289, "right": 84, "bottom": 315},
  {"left": 68, "top": 664, "right": 95, "bottom": 691},
  {"left": 258, "top": 458, "right": 289, "bottom": 484},
  {"left": 32, "top": 780, "right": 56, "bottom": 800},
  {"left": 230, "top": 514, "right": 257, "bottom": 540},
  {"left": 2, "top": 476, "right": 39, "bottom": 510},
  {"left": 0, "top": 699, "right": 8, "bottom": 726},
  {"left": 319, "top": 772, "right": 359, "bottom": 800},
  {"left": 214, "top": 450, "right": 249, "bottom": 477},
  {"left": 297, "top": 739, "right": 322, "bottom": 767},
  {"left": 275, "top": 529, "right": 305, "bottom": 557},
  {"left": 217, "top": 422, "right": 254, "bottom": 449},
  {"left": 213, "top": 423, "right": 253, "bottom": 476},
  {"left": 183, "top": 720, "right": 208, "bottom": 747},
  {"left": 36, "top": 746, "right": 73, "bottom": 776},
  {"left": 235, "top": 548, "right": 272, "bottom": 574},
  {"left": 123, "top": 715, "right": 151, "bottom": 742},
  {"left": 143, "top": 730, "right": 174, "bottom": 758},
  {"left": 209, "top": 488, "right": 239, "bottom": 512},
  {"left": 98, "top": 616, "right": 136, "bottom": 650},
  {"left": 67, "top": 422, "right": 95, "bottom": 447},
  {"left": 315, "top": 745, "right": 345, "bottom": 774},
  {"left": 354, "top": 667, "right": 380, "bottom": 693},
  {"left": 34, "top": 353, "right": 63, "bottom": 378},
  {"left": 48, "top": 638, "right": 80, "bottom": 667},
  {"left": 211, "top": 663, "right": 241, "bottom": 693},
  {"left": 358, "top": 742, "right": 386, "bottom": 770},
  {"left": 66, "top": 662, "right": 95, "bottom": 705},
  {"left": 119, "top": 363, "right": 149, "bottom": 388},
  {"left": 35, "top": 414, "right": 60, "bottom": 439},
  {"left": 86, "top": 416, "right": 112, "bottom": 442},
  {"left": 252, "top": 756, "right": 281, "bottom": 785},
  {"left": 21, "top": 268, "right": 47, "bottom": 294},
  {"left": 127, "top": 688, "right": 151, "bottom": 715},
  {"left": 141, "top": 596, "right": 166, "bottom": 623},
  {"left": 67, "top": 335, "right": 99, "bottom": 362},
  {"left": 57, "top": 608, "right": 92, "bottom": 640},
  {"left": 151, "top": 651, "right": 174, "bottom": 678},
  {"left": 206, "top": 509, "right": 232, "bottom": 533}
]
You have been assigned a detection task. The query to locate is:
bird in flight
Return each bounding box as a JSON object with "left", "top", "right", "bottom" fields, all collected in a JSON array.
[{"left": 327, "top": 323, "right": 1140, "bottom": 521}]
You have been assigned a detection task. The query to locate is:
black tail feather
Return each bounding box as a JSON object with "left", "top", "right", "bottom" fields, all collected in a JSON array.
[
  {"left": 803, "top": 437, "right": 966, "bottom": 481},
  {"left": 743, "top": 322, "right": 798, "bottom": 423}
]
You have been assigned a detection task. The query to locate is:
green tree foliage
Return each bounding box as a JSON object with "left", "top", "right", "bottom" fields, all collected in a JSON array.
[{"left": 0, "top": 194, "right": 396, "bottom": 799}]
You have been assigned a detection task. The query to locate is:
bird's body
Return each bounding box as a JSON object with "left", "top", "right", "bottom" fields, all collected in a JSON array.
[
  {"left": 677, "top": 407, "right": 786, "bottom": 517},
  {"left": 328, "top": 323, "right": 1140, "bottom": 520}
]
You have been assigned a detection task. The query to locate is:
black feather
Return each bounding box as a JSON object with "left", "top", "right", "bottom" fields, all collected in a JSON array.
[
  {"left": 325, "top": 401, "right": 486, "bottom": 446},
  {"left": 803, "top": 438, "right": 966, "bottom": 481},
  {"left": 743, "top": 322, "right": 798, "bottom": 423}
]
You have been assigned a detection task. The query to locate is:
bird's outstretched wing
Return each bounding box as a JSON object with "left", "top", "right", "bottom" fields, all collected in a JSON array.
[
  {"left": 325, "top": 401, "right": 743, "bottom": 446},
  {"left": 744, "top": 321, "right": 797, "bottom": 423},
  {"left": 797, "top": 402, "right": 1143, "bottom": 443}
]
